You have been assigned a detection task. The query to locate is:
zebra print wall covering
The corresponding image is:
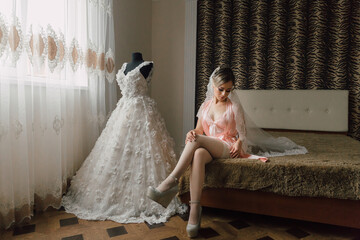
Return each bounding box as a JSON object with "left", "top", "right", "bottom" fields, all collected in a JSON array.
[{"left": 196, "top": 0, "right": 360, "bottom": 141}]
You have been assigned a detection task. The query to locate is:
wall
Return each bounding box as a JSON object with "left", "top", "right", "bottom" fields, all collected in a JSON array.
[
  {"left": 151, "top": 0, "right": 185, "bottom": 154},
  {"left": 113, "top": 0, "right": 186, "bottom": 155},
  {"left": 113, "top": 0, "right": 152, "bottom": 97}
]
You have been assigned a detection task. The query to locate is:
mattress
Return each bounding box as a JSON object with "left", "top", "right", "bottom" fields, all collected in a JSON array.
[{"left": 178, "top": 131, "right": 360, "bottom": 200}]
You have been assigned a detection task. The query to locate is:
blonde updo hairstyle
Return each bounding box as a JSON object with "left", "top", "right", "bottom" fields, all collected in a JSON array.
[{"left": 211, "top": 67, "right": 235, "bottom": 87}]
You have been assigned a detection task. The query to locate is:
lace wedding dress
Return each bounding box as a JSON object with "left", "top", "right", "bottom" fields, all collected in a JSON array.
[{"left": 62, "top": 61, "right": 186, "bottom": 224}]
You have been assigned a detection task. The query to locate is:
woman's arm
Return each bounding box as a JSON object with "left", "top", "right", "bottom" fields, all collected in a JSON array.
[
  {"left": 230, "top": 103, "right": 249, "bottom": 158},
  {"left": 194, "top": 118, "right": 204, "bottom": 135}
]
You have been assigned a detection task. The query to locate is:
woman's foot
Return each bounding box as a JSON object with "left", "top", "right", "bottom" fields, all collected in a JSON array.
[
  {"left": 156, "top": 175, "right": 178, "bottom": 192},
  {"left": 186, "top": 201, "right": 202, "bottom": 238},
  {"left": 188, "top": 201, "right": 201, "bottom": 225},
  {"left": 146, "top": 175, "right": 179, "bottom": 208}
]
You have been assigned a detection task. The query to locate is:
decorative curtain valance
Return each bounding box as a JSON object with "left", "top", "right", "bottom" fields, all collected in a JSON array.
[{"left": 0, "top": 1, "right": 115, "bottom": 81}]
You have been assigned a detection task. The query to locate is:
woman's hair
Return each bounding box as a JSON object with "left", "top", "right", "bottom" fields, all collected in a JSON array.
[{"left": 212, "top": 67, "right": 235, "bottom": 87}]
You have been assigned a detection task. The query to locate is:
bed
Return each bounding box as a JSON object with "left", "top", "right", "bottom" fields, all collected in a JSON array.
[{"left": 178, "top": 90, "right": 360, "bottom": 229}]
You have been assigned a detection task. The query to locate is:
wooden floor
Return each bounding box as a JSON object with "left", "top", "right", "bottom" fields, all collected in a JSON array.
[{"left": 1, "top": 206, "right": 360, "bottom": 240}]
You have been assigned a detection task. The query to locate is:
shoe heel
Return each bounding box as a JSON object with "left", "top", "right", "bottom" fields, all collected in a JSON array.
[
  {"left": 186, "top": 204, "right": 202, "bottom": 238},
  {"left": 146, "top": 185, "right": 179, "bottom": 208}
]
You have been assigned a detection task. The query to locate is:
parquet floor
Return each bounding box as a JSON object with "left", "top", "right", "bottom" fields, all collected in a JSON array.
[{"left": 1, "top": 206, "right": 359, "bottom": 240}]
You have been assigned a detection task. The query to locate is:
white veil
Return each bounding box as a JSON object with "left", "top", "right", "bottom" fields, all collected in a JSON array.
[{"left": 199, "top": 67, "right": 308, "bottom": 158}]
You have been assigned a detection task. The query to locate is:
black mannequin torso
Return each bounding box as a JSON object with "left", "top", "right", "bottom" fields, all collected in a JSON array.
[{"left": 124, "top": 52, "right": 153, "bottom": 79}]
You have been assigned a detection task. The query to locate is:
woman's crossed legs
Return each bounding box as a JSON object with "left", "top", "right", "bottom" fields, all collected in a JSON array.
[{"left": 156, "top": 135, "right": 228, "bottom": 224}]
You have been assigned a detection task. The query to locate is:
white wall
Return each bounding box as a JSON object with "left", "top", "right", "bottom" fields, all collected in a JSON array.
[
  {"left": 113, "top": 0, "right": 152, "bottom": 97},
  {"left": 151, "top": 0, "right": 185, "bottom": 154},
  {"left": 113, "top": 0, "right": 186, "bottom": 155}
]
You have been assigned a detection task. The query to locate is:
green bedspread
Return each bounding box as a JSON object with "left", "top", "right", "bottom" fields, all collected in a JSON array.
[{"left": 178, "top": 131, "right": 360, "bottom": 200}]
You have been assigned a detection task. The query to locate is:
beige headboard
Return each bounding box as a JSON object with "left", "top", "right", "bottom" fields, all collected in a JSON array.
[{"left": 234, "top": 90, "right": 348, "bottom": 132}]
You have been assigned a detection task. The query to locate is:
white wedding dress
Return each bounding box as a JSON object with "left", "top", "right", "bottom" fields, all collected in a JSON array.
[{"left": 61, "top": 61, "right": 186, "bottom": 224}]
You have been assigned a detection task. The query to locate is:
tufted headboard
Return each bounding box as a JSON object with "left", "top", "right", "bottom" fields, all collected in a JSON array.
[{"left": 234, "top": 90, "right": 349, "bottom": 132}]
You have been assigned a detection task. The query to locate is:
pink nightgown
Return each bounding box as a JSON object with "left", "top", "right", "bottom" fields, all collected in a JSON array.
[{"left": 198, "top": 99, "right": 268, "bottom": 162}]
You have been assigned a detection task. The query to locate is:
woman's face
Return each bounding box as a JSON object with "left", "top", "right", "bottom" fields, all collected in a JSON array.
[{"left": 213, "top": 81, "right": 233, "bottom": 102}]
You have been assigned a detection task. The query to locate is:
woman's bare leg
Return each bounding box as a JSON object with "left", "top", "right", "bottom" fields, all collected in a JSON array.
[
  {"left": 188, "top": 148, "right": 212, "bottom": 224},
  {"left": 156, "top": 135, "right": 226, "bottom": 192}
]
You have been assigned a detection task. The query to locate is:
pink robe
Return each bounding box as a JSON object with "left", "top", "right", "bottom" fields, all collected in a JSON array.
[
  {"left": 200, "top": 99, "right": 239, "bottom": 148},
  {"left": 198, "top": 99, "right": 268, "bottom": 162}
]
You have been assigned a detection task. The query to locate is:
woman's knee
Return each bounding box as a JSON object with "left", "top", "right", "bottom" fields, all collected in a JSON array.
[
  {"left": 195, "top": 135, "right": 206, "bottom": 145},
  {"left": 186, "top": 135, "right": 208, "bottom": 149},
  {"left": 193, "top": 148, "right": 211, "bottom": 165},
  {"left": 186, "top": 138, "right": 201, "bottom": 149}
]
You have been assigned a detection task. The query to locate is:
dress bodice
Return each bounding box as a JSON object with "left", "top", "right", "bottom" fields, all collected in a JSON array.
[{"left": 116, "top": 61, "right": 153, "bottom": 98}]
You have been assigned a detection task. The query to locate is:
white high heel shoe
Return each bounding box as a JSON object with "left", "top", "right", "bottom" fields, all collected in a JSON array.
[
  {"left": 186, "top": 201, "right": 202, "bottom": 238},
  {"left": 146, "top": 175, "right": 179, "bottom": 208}
]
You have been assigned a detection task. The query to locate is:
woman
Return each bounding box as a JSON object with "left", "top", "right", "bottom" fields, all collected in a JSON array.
[{"left": 147, "top": 67, "right": 307, "bottom": 237}]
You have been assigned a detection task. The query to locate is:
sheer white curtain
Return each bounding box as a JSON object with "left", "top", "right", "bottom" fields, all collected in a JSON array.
[{"left": 0, "top": 0, "right": 116, "bottom": 229}]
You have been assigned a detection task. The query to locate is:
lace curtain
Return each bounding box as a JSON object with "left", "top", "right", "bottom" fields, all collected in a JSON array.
[{"left": 0, "top": 0, "right": 116, "bottom": 229}]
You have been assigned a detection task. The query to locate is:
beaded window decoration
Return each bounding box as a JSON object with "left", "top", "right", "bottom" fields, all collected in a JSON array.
[
  {"left": 69, "top": 38, "right": 83, "bottom": 72},
  {"left": 98, "top": 46, "right": 105, "bottom": 78},
  {"left": 86, "top": 40, "right": 98, "bottom": 74},
  {"left": 105, "top": 48, "right": 115, "bottom": 83},
  {"left": 25, "top": 25, "right": 47, "bottom": 66},
  {"left": 0, "top": 13, "right": 8, "bottom": 58},
  {"left": 46, "top": 25, "right": 59, "bottom": 72},
  {"left": 8, "top": 16, "right": 22, "bottom": 67},
  {"left": 57, "top": 31, "right": 66, "bottom": 70}
]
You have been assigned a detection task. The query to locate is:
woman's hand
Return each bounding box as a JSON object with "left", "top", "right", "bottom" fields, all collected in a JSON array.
[
  {"left": 229, "top": 142, "right": 241, "bottom": 158},
  {"left": 230, "top": 140, "right": 248, "bottom": 158},
  {"left": 185, "top": 130, "right": 197, "bottom": 144}
]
